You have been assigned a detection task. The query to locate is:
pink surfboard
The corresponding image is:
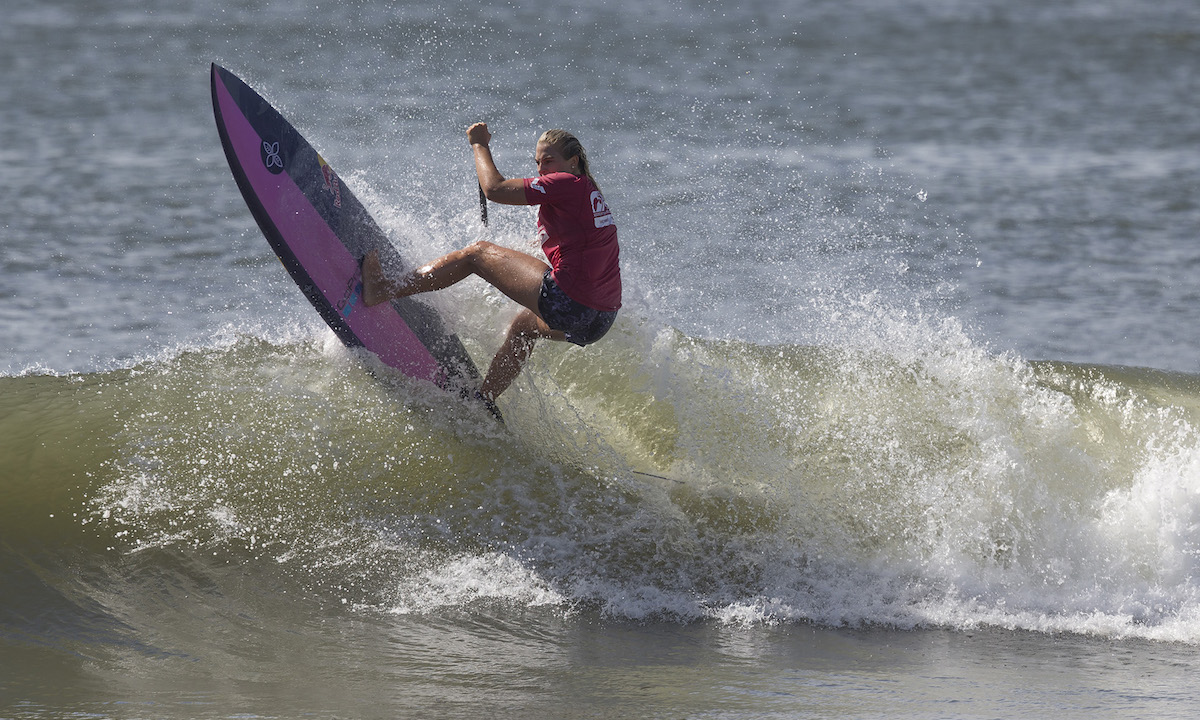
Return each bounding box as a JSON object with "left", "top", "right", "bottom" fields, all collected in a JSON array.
[{"left": 211, "top": 64, "right": 486, "bottom": 402}]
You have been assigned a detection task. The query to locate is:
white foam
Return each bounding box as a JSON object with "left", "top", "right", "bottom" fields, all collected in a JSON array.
[{"left": 390, "top": 552, "right": 566, "bottom": 615}]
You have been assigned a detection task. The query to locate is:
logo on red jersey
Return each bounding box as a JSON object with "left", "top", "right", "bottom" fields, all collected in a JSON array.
[{"left": 591, "top": 191, "right": 614, "bottom": 228}]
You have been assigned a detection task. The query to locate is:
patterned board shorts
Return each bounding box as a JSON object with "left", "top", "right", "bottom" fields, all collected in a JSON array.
[{"left": 537, "top": 270, "right": 618, "bottom": 347}]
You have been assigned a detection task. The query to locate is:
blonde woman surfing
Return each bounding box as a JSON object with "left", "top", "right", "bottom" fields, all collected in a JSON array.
[{"left": 362, "top": 122, "right": 621, "bottom": 415}]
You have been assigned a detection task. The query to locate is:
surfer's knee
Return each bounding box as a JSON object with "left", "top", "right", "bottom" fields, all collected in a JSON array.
[
  {"left": 463, "top": 240, "right": 499, "bottom": 262},
  {"left": 501, "top": 310, "right": 555, "bottom": 352},
  {"left": 510, "top": 308, "right": 564, "bottom": 346},
  {"left": 506, "top": 310, "right": 541, "bottom": 344}
]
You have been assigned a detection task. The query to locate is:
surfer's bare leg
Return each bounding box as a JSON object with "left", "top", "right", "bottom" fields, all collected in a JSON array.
[
  {"left": 479, "top": 309, "right": 566, "bottom": 401},
  {"left": 363, "top": 241, "right": 566, "bottom": 401},
  {"left": 363, "top": 241, "right": 548, "bottom": 309}
]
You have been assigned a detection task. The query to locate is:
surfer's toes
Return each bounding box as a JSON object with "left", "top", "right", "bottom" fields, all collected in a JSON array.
[{"left": 360, "top": 250, "right": 387, "bottom": 306}]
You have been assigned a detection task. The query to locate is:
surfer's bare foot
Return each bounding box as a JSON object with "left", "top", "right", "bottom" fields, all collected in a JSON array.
[{"left": 361, "top": 250, "right": 390, "bottom": 306}]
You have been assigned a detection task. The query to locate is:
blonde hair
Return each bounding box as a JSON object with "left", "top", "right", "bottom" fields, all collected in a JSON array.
[{"left": 538, "top": 129, "right": 600, "bottom": 193}]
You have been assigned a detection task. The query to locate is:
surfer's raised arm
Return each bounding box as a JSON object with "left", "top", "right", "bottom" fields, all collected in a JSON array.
[{"left": 468, "top": 122, "right": 527, "bottom": 206}]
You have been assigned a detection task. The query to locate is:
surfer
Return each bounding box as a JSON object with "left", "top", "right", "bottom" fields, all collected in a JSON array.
[{"left": 362, "top": 122, "right": 621, "bottom": 412}]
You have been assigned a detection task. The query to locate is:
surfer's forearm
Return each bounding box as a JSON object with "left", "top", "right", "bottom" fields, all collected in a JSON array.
[
  {"left": 468, "top": 122, "right": 503, "bottom": 191},
  {"left": 470, "top": 134, "right": 527, "bottom": 205},
  {"left": 472, "top": 143, "right": 506, "bottom": 191}
]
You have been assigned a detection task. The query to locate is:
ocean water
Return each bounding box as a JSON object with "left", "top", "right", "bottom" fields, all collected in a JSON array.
[{"left": 4, "top": 0, "right": 1200, "bottom": 717}]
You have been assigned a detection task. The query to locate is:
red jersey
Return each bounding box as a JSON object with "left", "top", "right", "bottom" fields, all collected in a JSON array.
[{"left": 523, "top": 172, "right": 621, "bottom": 312}]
